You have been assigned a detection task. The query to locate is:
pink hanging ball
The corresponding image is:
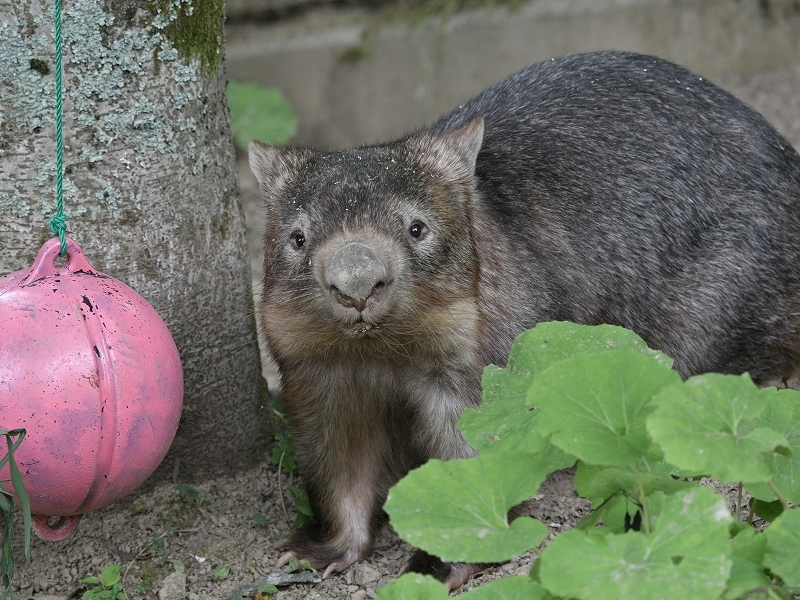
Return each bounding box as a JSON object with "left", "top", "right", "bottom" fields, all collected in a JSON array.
[{"left": 0, "top": 238, "right": 183, "bottom": 541}]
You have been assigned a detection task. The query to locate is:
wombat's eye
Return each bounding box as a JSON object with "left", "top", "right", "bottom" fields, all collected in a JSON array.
[
  {"left": 409, "top": 220, "right": 429, "bottom": 240},
  {"left": 290, "top": 230, "right": 306, "bottom": 249}
]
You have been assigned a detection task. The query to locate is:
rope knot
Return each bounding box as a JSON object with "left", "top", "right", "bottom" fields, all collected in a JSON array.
[
  {"left": 49, "top": 213, "right": 68, "bottom": 256},
  {"left": 48, "top": 213, "right": 67, "bottom": 236}
]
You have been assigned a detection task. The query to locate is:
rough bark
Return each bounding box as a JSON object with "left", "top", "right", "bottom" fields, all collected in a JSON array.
[{"left": 0, "top": 0, "right": 269, "bottom": 481}]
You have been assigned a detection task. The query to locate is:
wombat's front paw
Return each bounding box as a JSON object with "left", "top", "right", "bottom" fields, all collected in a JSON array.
[
  {"left": 405, "top": 549, "right": 489, "bottom": 591},
  {"left": 274, "top": 523, "right": 369, "bottom": 578}
]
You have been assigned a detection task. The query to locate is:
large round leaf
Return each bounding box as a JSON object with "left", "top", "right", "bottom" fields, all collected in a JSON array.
[
  {"left": 531, "top": 349, "right": 680, "bottom": 466},
  {"left": 386, "top": 454, "right": 549, "bottom": 563},
  {"left": 539, "top": 487, "right": 733, "bottom": 600},
  {"left": 647, "top": 373, "right": 788, "bottom": 484}
]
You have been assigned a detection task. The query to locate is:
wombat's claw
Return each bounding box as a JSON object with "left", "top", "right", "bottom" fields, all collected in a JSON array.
[
  {"left": 276, "top": 551, "right": 347, "bottom": 579},
  {"left": 323, "top": 563, "right": 340, "bottom": 579},
  {"left": 406, "top": 549, "right": 488, "bottom": 592},
  {"left": 271, "top": 537, "right": 291, "bottom": 550}
]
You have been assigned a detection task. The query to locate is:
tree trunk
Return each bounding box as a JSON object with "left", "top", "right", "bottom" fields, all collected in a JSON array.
[{"left": 0, "top": 0, "right": 269, "bottom": 481}]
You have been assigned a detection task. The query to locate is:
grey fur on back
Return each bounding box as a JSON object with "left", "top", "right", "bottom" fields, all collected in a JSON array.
[{"left": 433, "top": 51, "right": 800, "bottom": 384}]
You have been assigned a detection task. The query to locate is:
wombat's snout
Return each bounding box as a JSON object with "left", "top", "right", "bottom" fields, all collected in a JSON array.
[{"left": 325, "top": 241, "right": 389, "bottom": 316}]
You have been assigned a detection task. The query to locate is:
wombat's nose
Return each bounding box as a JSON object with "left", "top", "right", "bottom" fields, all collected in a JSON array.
[{"left": 327, "top": 242, "right": 388, "bottom": 311}]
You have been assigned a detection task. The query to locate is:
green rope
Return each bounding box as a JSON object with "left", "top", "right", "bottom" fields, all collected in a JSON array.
[{"left": 48, "top": 0, "right": 67, "bottom": 256}]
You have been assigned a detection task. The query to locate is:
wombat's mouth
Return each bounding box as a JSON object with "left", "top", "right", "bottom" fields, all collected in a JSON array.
[
  {"left": 342, "top": 320, "right": 377, "bottom": 338},
  {"left": 327, "top": 280, "right": 392, "bottom": 334}
]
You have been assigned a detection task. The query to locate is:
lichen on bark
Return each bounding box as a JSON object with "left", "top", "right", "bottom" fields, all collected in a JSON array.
[{"left": 0, "top": 0, "right": 227, "bottom": 256}]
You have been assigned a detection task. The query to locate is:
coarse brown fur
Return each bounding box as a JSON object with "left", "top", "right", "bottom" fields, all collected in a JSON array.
[{"left": 249, "top": 51, "right": 800, "bottom": 589}]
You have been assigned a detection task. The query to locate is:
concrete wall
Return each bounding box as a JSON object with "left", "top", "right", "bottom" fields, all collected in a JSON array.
[{"left": 225, "top": 0, "right": 800, "bottom": 150}]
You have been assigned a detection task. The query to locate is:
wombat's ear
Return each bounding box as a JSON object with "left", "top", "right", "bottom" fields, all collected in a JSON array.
[
  {"left": 248, "top": 140, "right": 310, "bottom": 200},
  {"left": 408, "top": 117, "right": 484, "bottom": 182}
]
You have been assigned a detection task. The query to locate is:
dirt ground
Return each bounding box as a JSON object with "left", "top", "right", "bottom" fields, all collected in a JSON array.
[{"left": 8, "top": 61, "right": 800, "bottom": 600}]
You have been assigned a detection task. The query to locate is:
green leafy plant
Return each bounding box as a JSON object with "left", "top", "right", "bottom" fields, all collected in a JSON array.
[
  {"left": 168, "top": 559, "right": 185, "bottom": 573},
  {"left": 148, "top": 534, "right": 185, "bottom": 574},
  {"left": 270, "top": 430, "right": 296, "bottom": 472},
  {"left": 175, "top": 483, "right": 216, "bottom": 524},
  {"left": 0, "top": 428, "right": 31, "bottom": 600},
  {"left": 269, "top": 396, "right": 313, "bottom": 529},
  {"left": 287, "top": 484, "right": 312, "bottom": 529},
  {"left": 233, "top": 583, "right": 280, "bottom": 600},
  {"left": 286, "top": 556, "right": 314, "bottom": 573},
  {"left": 175, "top": 483, "right": 202, "bottom": 504},
  {"left": 81, "top": 564, "right": 127, "bottom": 600},
  {"left": 379, "top": 322, "right": 800, "bottom": 599},
  {"left": 259, "top": 583, "right": 279, "bottom": 596},
  {"left": 150, "top": 535, "right": 167, "bottom": 565},
  {"left": 227, "top": 81, "right": 297, "bottom": 150},
  {"left": 213, "top": 564, "right": 231, "bottom": 581}
]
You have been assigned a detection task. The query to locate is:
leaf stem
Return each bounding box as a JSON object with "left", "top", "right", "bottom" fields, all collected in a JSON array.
[
  {"left": 633, "top": 463, "right": 650, "bottom": 534},
  {"left": 767, "top": 481, "right": 790, "bottom": 511},
  {"left": 277, "top": 450, "right": 290, "bottom": 526},
  {"left": 736, "top": 482, "right": 743, "bottom": 520}
]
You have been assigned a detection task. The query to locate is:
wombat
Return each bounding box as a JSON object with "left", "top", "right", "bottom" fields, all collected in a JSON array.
[{"left": 248, "top": 51, "right": 800, "bottom": 588}]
